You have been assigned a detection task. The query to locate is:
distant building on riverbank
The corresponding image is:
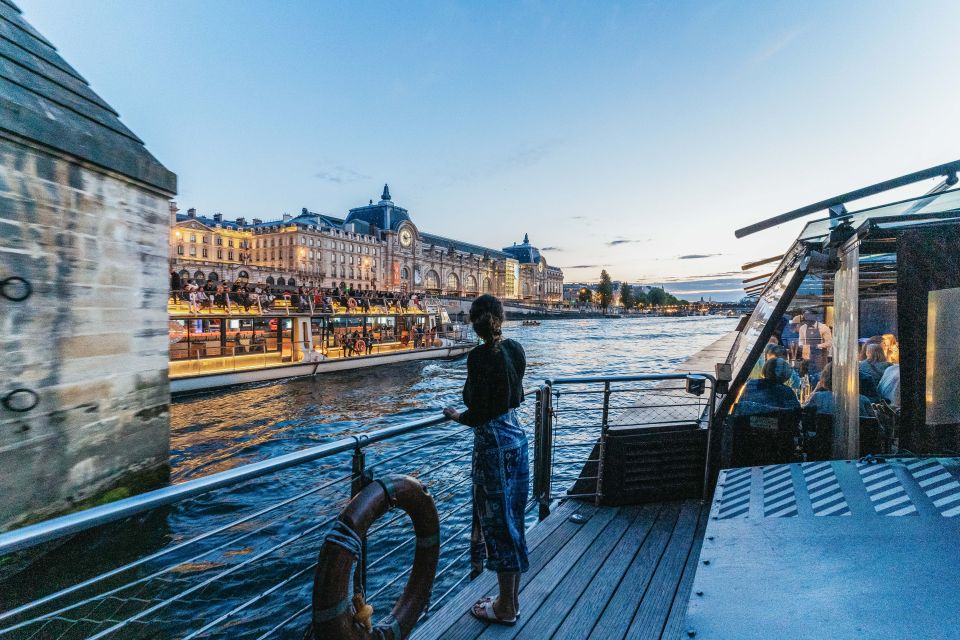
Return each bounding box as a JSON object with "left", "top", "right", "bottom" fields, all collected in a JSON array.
[
  {"left": 0, "top": 3, "right": 175, "bottom": 529},
  {"left": 169, "top": 185, "right": 564, "bottom": 303}
]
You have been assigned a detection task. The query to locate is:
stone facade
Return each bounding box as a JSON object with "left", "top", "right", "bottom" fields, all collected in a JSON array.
[
  {"left": 0, "top": 138, "right": 173, "bottom": 529},
  {"left": 170, "top": 186, "right": 564, "bottom": 302},
  {"left": 0, "top": 2, "right": 176, "bottom": 529}
]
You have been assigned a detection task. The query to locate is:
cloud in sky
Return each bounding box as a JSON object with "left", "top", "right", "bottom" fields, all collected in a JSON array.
[
  {"left": 678, "top": 253, "right": 721, "bottom": 260},
  {"left": 565, "top": 264, "right": 605, "bottom": 269},
  {"left": 314, "top": 163, "right": 371, "bottom": 184},
  {"left": 439, "top": 138, "right": 562, "bottom": 188},
  {"left": 570, "top": 215, "right": 588, "bottom": 221},
  {"left": 750, "top": 26, "right": 806, "bottom": 66},
  {"left": 606, "top": 238, "right": 643, "bottom": 246},
  {"left": 541, "top": 246, "right": 563, "bottom": 251}
]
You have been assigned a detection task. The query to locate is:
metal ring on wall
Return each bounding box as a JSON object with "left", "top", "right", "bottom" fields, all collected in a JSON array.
[
  {"left": 0, "top": 277, "right": 32, "bottom": 302},
  {"left": 2, "top": 388, "right": 39, "bottom": 413}
]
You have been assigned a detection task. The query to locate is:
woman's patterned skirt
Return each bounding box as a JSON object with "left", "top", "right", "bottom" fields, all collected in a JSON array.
[{"left": 470, "top": 409, "right": 530, "bottom": 576}]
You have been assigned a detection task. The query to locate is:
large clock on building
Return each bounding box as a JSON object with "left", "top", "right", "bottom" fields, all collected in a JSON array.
[
  {"left": 399, "top": 228, "right": 413, "bottom": 248},
  {"left": 537, "top": 259, "right": 545, "bottom": 273}
]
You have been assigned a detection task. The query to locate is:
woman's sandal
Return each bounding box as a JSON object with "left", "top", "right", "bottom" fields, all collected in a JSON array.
[{"left": 470, "top": 598, "right": 518, "bottom": 626}]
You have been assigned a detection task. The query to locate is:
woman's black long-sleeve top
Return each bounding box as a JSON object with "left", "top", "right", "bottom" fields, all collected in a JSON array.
[{"left": 458, "top": 339, "right": 526, "bottom": 427}]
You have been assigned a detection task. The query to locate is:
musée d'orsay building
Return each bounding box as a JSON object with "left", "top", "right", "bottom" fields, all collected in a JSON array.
[{"left": 170, "top": 185, "right": 564, "bottom": 303}]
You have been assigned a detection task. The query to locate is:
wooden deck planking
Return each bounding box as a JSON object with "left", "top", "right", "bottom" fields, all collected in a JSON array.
[
  {"left": 585, "top": 503, "right": 682, "bottom": 640},
  {"left": 623, "top": 500, "right": 701, "bottom": 639},
  {"left": 475, "top": 506, "right": 623, "bottom": 639},
  {"left": 658, "top": 505, "right": 710, "bottom": 640},
  {"left": 510, "top": 506, "right": 646, "bottom": 640},
  {"left": 414, "top": 500, "right": 707, "bottom": 640},
  {"left": 411, "top": 499, "right": 587, "bottom": 640},
  {"left": 548, "top": 505, "right": 661, "bottom": 640}
]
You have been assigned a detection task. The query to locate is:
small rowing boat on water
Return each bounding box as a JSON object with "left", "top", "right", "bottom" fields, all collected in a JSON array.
[{"left": 521, "top": 319, "right": 541, "bottom": 326}]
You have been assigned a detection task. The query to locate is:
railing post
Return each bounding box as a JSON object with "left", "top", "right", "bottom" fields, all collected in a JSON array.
[
  {"left": 595, "top": 381, "right": 611, "bottom": 506},
  {"left": 533, "top": 387, "right": 545, "bottom": 520},
  {"left": 702, "top": 380, "right": 717, "bottom": 503},
  {"left": 535, "top": 383, "right": 554, "bottom": 520},
  {"left": 351, "top": 443, "right": 368, "bottom": 595}
]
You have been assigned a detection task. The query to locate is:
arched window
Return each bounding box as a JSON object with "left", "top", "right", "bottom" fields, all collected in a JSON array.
[
  {"left": 179, "top": 269, "right": 190, "bottom": 281},
  {"left": 266, "top": 276, "right": 275, "bottom": 285},
  {"left": 401, "top": 266, "right": 410, "bottom": 280},
  {"left": 277, "top": 277, "right": 286, "bottom": 286},
  {"left": 446, "top": 272, "right": 460, "bottom": 291},
  {"left": 482, "top": 277, "right": 492, "bottom": 292},
  {"left": 465, "top": 274, "right": 478, "bottom": 293},
  {"left": 522, "top": 282, "right": 530, "bottom": 297},
  {"left": 193, "top": 270, "right": 205, "bottom": 282},
  {"left": 207, "top": 272, "right": 219, "bottom": 283},
  {"left": 287, "top": 278, "right": 296, "bottom": 286},
  {"left": 425, "top": 270, "right": 440, "bottom": 290},
  {"left": 238, "top": 270, "right": 249, "bottom": 279}
]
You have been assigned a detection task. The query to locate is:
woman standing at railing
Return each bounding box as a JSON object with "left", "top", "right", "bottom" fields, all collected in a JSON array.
[{"left": 444, "top": 294, "right": 529, "bottom": 626}]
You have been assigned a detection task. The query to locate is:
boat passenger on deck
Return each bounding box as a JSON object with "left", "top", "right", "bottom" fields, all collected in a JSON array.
[
  {"left": 797, "top": 309, "right": 832, "bottom": 375},
  {"left": 444, "top": 294, "right": 529, "bottom": 626},
  {"left": 735, "top": 358, "right": 801, "bottom": 416},
  {"left": 878, "top": 364, "right": 901, "bottom": 409},
  {"left": 803, "top": 363, "right": 876, "bottom": 417}
]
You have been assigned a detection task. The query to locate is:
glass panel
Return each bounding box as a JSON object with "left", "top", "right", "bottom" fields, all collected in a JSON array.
[
  {"left": 725, "top": 243, "right": 807, "bottom": 388},
  {"left": 799, "top": 187, "right": 960, "bottom": 241},
  {"left": 169, "top": 320, "right": 188, "bottom": 360},
  {"left": 926, "top": 287, "right": 960, "bottom": 426},
  {"left": 833, "top": 240, "right": 860, "bottom": 458}
]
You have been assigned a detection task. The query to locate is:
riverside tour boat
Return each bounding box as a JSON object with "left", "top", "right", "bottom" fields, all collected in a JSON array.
[{"left": 168, "top": 291, "right": 475, "bottom": 394}]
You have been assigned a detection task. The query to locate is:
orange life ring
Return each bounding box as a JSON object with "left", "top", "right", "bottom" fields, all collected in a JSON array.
[
  {"left": 309, "top": 475, "right": 439, "bottom": 640},
  {"left": 354, "top": 339, "right": 366, "bottom": 354},
  {"left": 347, "top": 298, "right": 358, "bottom": 309}
]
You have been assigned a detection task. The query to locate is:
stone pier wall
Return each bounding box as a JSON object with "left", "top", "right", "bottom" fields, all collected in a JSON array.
[{"left": 0, "top": 135, "right": 171, "bottom": 530}]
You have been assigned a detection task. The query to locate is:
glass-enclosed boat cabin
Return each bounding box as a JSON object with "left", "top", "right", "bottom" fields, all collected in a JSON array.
[
  {"left": 718, "top": 186, "right": 960, "bottom": 468},
  {"left": 168, "top": 308, "right": 452, "bottom": 377}
]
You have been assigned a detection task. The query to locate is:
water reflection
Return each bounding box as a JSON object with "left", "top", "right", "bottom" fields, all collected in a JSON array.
[{"left": 170, "top": 316, "right": 736, "bottom": 479}]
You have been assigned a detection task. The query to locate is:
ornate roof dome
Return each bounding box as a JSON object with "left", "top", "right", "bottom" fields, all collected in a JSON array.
[
  {"left": 502, "top": 233, "right": 542, "bottom": 264},
  {"left": 344, "top": 183, "right": 411, "bottom": 231}
]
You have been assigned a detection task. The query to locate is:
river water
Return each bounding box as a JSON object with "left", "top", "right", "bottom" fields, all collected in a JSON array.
[
  {"left": 8, "top": 316, "right": 736, "bottom": 639},
  {"left": 170, "top": 316, "right": 736, "bottom": 481}
]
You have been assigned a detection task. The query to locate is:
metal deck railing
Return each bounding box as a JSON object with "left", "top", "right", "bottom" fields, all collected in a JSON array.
[
  {"left": 0, "top": 402, "right": 531, "bottom": 640},
  {"left": 532, "top": 373, "right": 718, "bottom": 518},
  {"left": 0, "top": 373, "right": 715, "bottom": 639}
]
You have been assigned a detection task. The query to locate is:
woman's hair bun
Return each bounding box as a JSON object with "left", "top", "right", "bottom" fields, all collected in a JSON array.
[{"left": 469, "top": 294, "right": 504, "bottom": 343}]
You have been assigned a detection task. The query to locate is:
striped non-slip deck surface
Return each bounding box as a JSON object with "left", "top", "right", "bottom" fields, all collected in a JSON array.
[
  {"left": 688, "top": 457, "right": 960, "bottom": 640},
  {"left": 712, "top": 457, "right": 960, "bottom": 521}
]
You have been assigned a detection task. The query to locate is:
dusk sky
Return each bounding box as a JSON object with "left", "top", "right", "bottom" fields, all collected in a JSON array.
[{"left": 20, "top": 0, "right": 960, "bottom": 300}]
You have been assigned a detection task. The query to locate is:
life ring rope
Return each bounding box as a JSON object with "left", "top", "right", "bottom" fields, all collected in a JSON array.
[
  {"left": 310, "top": 474, "right": 440, "bottom": 640},
  {"left": 313, "top": 521, "right": 364, "bottom": 624}
]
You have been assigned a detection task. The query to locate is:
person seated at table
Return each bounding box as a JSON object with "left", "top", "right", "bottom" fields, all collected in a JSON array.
[
  {"left": 771, "top": 345, "right": 802, "bottom": 391},
  {"left": 803, "top": 363, "right": 875, "bottom": 417},
  {"left": 878, "top": 363, "right": 900, "bottom": 409},
  {"left": 858, "top": 343, "right": 889, "bottom": 398},
  {"left": 735, "top": 358, "right": 801, "bottom": 416},
  {"left": 749, "top": 340, "right": 780, "bottom": 379}
]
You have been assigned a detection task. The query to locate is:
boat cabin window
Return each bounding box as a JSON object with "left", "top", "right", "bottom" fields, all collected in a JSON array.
[{"left": 725, "top": 212, "right": 960, "bottom": 466}]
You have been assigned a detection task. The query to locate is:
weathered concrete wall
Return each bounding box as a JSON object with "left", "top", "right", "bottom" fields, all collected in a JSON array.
[{"left": 0, "top": 135, "right": 171, "bottom": 530}]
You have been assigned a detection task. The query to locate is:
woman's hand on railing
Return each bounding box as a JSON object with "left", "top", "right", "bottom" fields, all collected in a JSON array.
[{"left": 442, "top": 407, "right": 461, "bottom": 422}]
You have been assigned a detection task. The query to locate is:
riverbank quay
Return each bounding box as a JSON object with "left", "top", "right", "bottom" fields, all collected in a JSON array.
[{"left": 0, "top": 3, "right": 176, "bottom": 531}]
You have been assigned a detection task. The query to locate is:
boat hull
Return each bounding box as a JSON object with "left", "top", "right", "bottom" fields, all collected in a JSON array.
[{"left": 171, "top": 343, "right": 473, "bottom": 395}]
